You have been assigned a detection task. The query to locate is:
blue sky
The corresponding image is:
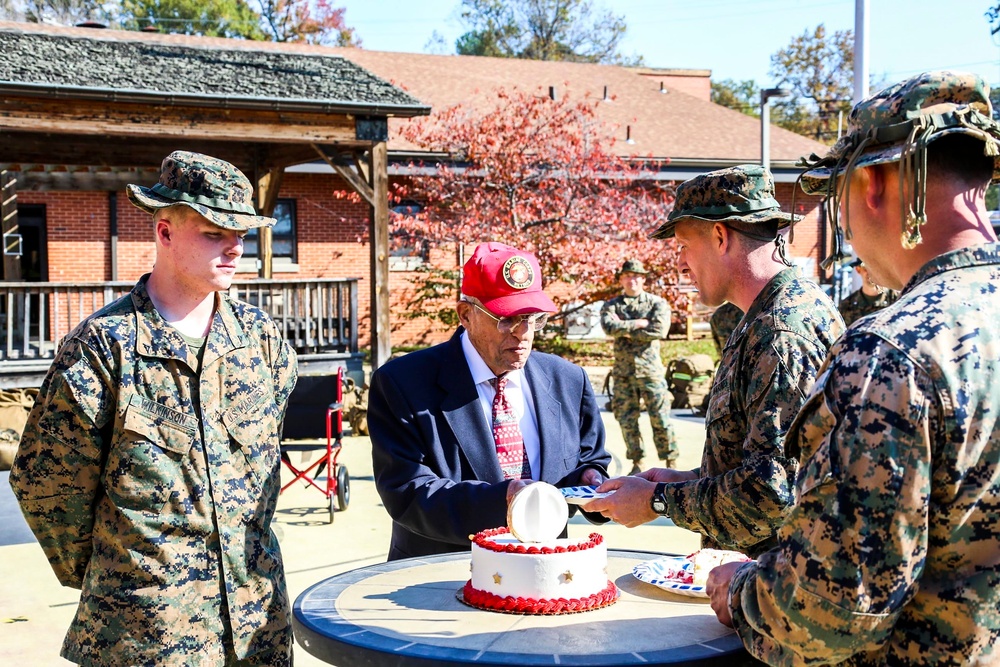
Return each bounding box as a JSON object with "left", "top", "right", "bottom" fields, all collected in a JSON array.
[{"left": 337, "top": 0, "right": 1000, "bottom": 89}]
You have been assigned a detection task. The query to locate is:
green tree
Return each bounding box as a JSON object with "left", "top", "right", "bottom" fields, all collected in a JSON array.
[
  {"left": 710, "top": 79, "right": 760, "bottom": 118},
  {"left": 117, "top": 0, "right": 266, "bottom": 38},
  {"left": 455, "top": 0, "right": 641, "bottom": 65},
  {"left": 769, "top": 23, "right": 854, "bottom": 144}
]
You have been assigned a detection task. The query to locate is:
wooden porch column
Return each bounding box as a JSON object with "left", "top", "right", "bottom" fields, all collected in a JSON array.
[
  {"left": 310, "top": 141, "right": 391, "bottom": 369},
  {"left": 1, "top": 171, "right": 21, "bottom": 281},
  {"left": 368, "top": 141, "right": 391, "bottom": 370},
  {"left": 256, "top": 167, "right": 284, "bottom": 280}
]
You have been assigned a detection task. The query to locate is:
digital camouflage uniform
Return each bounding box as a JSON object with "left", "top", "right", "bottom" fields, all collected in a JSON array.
[
  {"left": 727, "top": 72, "right": 1000, "bottom": 665},
  {"left": 10, "top": 278, "right": 297, "bottom": 667},
  {"left": 709, "top": 301, "right": 744, "bottom": 356},
  {"left": 600, "top": 266, "right": 676, "bottom": 465},
  {"left": 662, "top": 269, "right": 840, "bottom": 558},
  {"left": 9, "top": 152, "right": 296, "bottom": 667},
  {"left": 838, "top": 286, "right": 898, "bottom": 327},
  {"left": 651, "top": 165, "right": 844, "bottom": 558}
]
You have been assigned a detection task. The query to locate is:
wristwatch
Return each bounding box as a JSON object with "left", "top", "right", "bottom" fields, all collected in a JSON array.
[{"left": 650, "top": 482, "right": 669, "bottom": 515}]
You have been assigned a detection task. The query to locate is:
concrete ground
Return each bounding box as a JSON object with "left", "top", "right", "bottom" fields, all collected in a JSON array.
[{"left": 0, "top": 371, "right": 707, "bottom": 666}]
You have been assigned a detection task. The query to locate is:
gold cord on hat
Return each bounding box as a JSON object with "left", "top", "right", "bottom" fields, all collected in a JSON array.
[{"left": 898, "top": 118, "right": 930, "bottom": 249}]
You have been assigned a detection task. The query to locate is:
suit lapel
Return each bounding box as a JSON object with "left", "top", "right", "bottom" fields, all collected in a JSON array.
[
  {"left": 526, "top": 358, "right": 563, "bottom": 480},
  {"left": 439, "top": 331, "right": 505, "bottom": 483}
]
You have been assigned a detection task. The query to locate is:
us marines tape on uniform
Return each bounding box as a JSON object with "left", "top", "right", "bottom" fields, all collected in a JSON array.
[
  {"left": 715, "top": 72, "right": 1000, "bottom": 666},
  {"left": 9, "top": 151, "right": 297, "bottom": 666},
  {"left": 600, "top": 259, "right": 677, "bottom": 469}
]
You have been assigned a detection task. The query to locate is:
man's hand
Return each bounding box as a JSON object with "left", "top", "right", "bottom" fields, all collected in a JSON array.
[
  {"left": 635, "top": 468, "right": 699, "bottom": 484},
  {"left": 581, "top": 476, "right": 657, "bottom": 527},
  {"left": 579, "top": 467, "right": 605, "bottom": 487},
  {"left": 634, "top": 318, "right": 650, "bottom": 329},
  {"left": 706, "top": 561, "right": 745, "bottom": 628},
  {"left": 506, "top": 479, "right": 533, "bottom": 505}
]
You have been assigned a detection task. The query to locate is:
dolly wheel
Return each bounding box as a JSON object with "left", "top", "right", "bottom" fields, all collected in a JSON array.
[
  {"left": 336, "top": 465, "right": 351, "bottom": 511},
  {"left": 328, "top": 494, "right": 335, "bottom": 524}
]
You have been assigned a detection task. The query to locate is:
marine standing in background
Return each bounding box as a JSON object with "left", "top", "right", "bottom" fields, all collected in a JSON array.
[
  {"left": 586, "top": 165, "right": 843, "bottom": 559},
  {"left": 9, "top": 152, "right": 298, "bottom": 667},
  {"left": 838, "top": 257, "right": 898, "bottom": 326},
  {"left": 708, "top": 71, "right": 1000, "bottom": 666},
  {"left": 708, "top": 301, "right": 743, "bottom": 356},
  {"left": 600, "top": 259, "right": 677, "bottom": 474}
]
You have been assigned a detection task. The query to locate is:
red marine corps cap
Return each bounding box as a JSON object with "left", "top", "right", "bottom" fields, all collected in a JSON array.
[{"left": 462, "top": 242, "right": 557, "bottom": 317}]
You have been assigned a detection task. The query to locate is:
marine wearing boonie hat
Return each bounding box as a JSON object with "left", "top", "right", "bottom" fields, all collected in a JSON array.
[
  {"left": 618, "top": 259, "right": 648, "bottom": 275},
  {"left": 127, "top": 150, "right": 275, "bottom": 231},
  {"left": 651, "top": 164, "right": 800, "bottom": 264},
  {"left": 461, "top": 242, "right": 557, "bottom": 316},
  {"left": 797, "top": 70, "right": 1000, "bottom": 265},
  {"left": 651, "top": 164, "right": 800, "bottom": 240}
]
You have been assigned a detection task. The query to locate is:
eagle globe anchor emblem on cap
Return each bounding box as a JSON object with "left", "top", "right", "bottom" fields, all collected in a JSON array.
[{"left": 502, "top": 256, "right": 535, "bottom": 290}]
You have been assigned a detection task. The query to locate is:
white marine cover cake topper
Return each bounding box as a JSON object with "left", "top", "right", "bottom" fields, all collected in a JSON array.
[{"left": 506, "top": 482, "right": 569, "bottom": 542}]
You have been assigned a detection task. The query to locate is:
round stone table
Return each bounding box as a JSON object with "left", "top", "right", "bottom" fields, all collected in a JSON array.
[{"left": 293, "top": 549, "right": 758, "bottom": 666}]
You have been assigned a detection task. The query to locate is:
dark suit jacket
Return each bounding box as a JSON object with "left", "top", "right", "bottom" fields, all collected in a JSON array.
[{"left": 369, "top": 329, "right": 611, "bottom": 560}]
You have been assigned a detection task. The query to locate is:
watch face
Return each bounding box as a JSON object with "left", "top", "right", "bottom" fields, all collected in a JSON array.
[{"left": 651, "top": 483, "right": 668, "bottom": 515}]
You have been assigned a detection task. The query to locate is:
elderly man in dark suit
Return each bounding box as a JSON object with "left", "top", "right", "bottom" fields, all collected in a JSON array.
[{"left": 369, "top": 242, "right": 611, "bottom": 560}]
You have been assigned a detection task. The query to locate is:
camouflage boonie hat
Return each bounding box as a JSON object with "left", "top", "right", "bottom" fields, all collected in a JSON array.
[
  {"left": 127, "top": 151, "right": 275, "bottom": 231},
  {"left": 618, "top": 259, "right": 648, "bottom": 275},
  {"left": 798, "top": 71, "right": 1000, "bottom": 263},
  {"left": 799, "top": 71, "right": 1000, "bottom": 196},
  {"left": 651, "top": 164, "right": 800, "bottom": 239}
]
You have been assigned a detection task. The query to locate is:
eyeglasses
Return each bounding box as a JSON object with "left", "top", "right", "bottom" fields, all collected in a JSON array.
[{"left": 468, "top": 301, "right": 550, "bottom": 333}]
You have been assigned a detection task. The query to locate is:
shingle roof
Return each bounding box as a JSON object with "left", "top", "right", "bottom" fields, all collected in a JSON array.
[
  {"left": 326, "top": 48, "right": 827, "bottom": 166},
  {"left": 0, "top": 21, "right": 824, "bottom": 165},
  {"left": 0, "top": 21, "right": 429, "bottom": 116}
]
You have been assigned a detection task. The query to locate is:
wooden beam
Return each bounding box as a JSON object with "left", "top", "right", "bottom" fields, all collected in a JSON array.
[
  {"left": 312, "top": 144, "right": 375, "bottom": 207},
  {"left": 369, "top": 141, "right": 391, "bottom": 370},
  {"left": 256, "top": 167, "right": 283, "bottom": 280},
  {"left": 1, "top": 171, "right": 21, "bottom": 281},
  {"left": 1, "top": 134, "right": 275, "bottom": 171},
  {"left": 0, "top": 96, "right": 360, "bottom": 145}
]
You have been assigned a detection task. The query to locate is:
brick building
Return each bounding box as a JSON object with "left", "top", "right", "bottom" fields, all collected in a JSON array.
[{"left": 1, "top": 21, "right": 830, "bottom": 367}]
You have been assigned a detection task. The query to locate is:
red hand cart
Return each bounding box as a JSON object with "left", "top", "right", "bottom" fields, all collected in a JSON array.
[{"left": 279, "top": 366, "right": 351, "bottom": 524}]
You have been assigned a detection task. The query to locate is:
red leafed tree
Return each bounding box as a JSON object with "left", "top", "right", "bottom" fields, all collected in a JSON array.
[
  {"left": 258, "top": 0, "right": 360, "bottom": 45},
  {"left": 389, "top": 85, "right": 682, "bottom": 329}
]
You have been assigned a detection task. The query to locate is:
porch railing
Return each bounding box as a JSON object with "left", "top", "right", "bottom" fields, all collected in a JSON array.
[{"left": 0, "top": 278, "right": 359, "bottom": 365}]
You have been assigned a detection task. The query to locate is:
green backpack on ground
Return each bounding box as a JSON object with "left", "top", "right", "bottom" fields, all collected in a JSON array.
[
  {"left": 667, "top": 355, "right": 715, "bottom": 415},
  {"left": 0, "top": 387, "right": 37, "bottom": 471}
]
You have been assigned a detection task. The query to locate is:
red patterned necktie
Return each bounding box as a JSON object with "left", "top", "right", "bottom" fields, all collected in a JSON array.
[{"left": 491, "top": 375, "right": 531, "bottom": 480}]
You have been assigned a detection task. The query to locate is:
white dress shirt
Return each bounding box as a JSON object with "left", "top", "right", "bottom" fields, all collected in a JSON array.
[{"left": 460, "top": 331, "right": 541, "bottom": 480}]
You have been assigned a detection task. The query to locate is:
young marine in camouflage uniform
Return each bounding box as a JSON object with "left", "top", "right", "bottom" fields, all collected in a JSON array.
[
  {"left": 9, "top": 152, "right": 298, "bottom": 666},
  {"left": 600, "top": 259, "right": 677, "bottom": 473},
  {"left": 585, "top": 165, "right": 843, "bottom": 559},
  {"left": 708, "top": 72, "right": 1000, "bottom": 666},
  {"left": 708, "top": 301, "right": 744, "bottom": 356},
  {"left": 838, "top": 258, "right": 898, "bottom": 326}
]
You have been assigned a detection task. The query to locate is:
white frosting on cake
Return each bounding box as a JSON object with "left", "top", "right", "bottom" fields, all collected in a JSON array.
[{"left": 470, "top": 531, "right": 608, "bottom": 601}]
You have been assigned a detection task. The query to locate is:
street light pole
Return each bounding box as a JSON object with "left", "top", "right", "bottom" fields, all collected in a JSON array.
[{"left": 760, "top": 87, "right": 792, "bottom": 172}]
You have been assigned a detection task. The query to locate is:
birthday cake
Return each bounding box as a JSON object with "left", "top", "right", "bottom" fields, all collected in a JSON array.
[{"left": 462, "top": 482, "right": 617, "bottom": 614}]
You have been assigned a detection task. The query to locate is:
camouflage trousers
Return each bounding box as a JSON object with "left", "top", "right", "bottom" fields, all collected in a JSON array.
[{"left": 610, "top": 374, "right": 677, "bottom": 464}]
